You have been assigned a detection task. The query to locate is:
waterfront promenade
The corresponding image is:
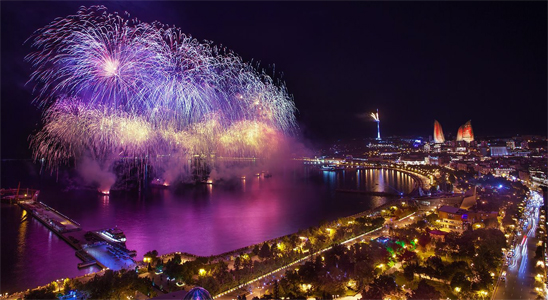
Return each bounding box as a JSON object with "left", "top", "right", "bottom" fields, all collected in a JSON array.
[{"left": 214, "top": 210, "right": 424, "bottom": 299}]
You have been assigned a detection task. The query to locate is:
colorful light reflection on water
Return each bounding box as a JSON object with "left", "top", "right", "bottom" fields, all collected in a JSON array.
[{"left": 1, "top": 162, "right": 415, "bottom": 294}]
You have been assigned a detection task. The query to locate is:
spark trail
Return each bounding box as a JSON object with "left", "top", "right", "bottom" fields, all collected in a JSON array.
[{"left": 27, "top": 6, "right": 298, "bottom": 189}]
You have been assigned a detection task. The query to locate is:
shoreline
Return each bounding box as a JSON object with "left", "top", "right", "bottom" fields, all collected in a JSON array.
[{"left": 3, "top": 167, "right": 428, "bottom": 296}]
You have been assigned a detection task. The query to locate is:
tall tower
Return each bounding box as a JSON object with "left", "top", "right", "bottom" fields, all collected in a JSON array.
[
  {"left": 433, "top": 120, "right": 445, "bottom": 143},
  {"left": 371, "top": 109, "right": 381, "bottom": 140}
]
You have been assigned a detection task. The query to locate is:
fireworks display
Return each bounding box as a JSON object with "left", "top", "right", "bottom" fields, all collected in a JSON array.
[{"left": 27, "top": 6, "right": 298, "bottom": 187}]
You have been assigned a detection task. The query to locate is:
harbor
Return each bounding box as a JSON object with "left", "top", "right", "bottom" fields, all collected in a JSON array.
[{"left": 4, "top": 189, "right": 137, "bottom": 272}]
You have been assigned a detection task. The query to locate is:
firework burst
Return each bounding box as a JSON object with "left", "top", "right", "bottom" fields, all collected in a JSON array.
[{"left": 27, "top": 6, "right": 298, "bottom": 187}]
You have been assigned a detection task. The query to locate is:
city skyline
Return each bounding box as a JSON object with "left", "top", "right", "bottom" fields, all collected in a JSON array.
[
  {"left": 1, "top": 2, "right": 547, "bottom": 299},
  {"left": 1, "top": 1, "right": 547, "bottom": 159}
]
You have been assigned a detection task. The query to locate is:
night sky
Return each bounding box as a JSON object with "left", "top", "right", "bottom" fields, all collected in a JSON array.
[{"left": 1, "top": 1, "right": 546, "bottom": 159}]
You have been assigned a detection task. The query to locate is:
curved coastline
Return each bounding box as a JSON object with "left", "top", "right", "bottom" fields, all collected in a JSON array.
[{"left": 156, "top": 167, "right": 425, "bottom": 260}]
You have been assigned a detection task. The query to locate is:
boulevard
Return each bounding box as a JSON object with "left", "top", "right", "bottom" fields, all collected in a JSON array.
[{"left": 493, "top": 191, "right": 546, "bottom": 300}]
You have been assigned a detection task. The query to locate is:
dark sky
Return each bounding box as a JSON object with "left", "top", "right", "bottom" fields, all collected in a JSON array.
[{"left": 1, "top": 1, "right": 546, "bottom": 158}]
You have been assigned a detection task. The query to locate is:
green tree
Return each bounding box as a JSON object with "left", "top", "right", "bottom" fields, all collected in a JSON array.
[
  {"left": 234, "top": 256, "right": 241, "bottom": 271},
  {"left": 425, "top": 213, "right": 439, "bottom": 225},
  {"left": 361, "top": 275, "right": 398, "bottom": 300},
  {"left": 403, "top": 264, "right": 416, "bottom": 282},
  {"left": 259, "top": 242, "right": 271, "bottom": 260},
  {"left": 450, "top": 271, "right": 470, "bottom": 293},
  {"left": 418, "top": 233, "right": 431, "bottom": 249},
  {"left": 252, "top": 244, "right": 260, "bottom": 256},
  {"left": 408, "top": 279, "right": 441, "bottom": 300},
  {"left": 144, "top": 250, "right": 158, "bottom": 259},
  {"left": 448, "top": 174, "right": 457, "bottom": 185},
  {"left": 398, "top": 249, "right": 418, "bottom": 265},
  {"left": 354, "top": 260, "right": 375, "bottom": 288},
  {"left": 535, "top": 245, "right": 544, "bottom": 259},
  {"left": 24, "top": 286, "right": 56, "bottom": 300}
]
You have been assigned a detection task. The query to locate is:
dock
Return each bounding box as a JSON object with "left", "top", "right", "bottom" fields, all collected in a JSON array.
[
  {"left": 13, "top": 195, "right": 136, "bottom": 271},
  {"left": 1, "top": 187, "right": 39, "bottom": 204}
]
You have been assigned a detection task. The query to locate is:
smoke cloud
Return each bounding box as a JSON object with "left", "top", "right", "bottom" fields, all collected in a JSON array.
[{"left": 76, "top": 156, "right": 116, "bottom": 192}]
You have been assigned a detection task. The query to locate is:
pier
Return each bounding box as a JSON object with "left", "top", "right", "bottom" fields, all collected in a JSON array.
[
  {"left": 12, "top": 192, "right": 136, "bottom": 271},
  {"left": 1, "top": 187, "right": 40, "bottom": 204}
]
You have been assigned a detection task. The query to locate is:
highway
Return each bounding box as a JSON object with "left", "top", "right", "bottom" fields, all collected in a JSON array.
[{"left": 492, "top": 191, "right": 544, "bottom": 300}]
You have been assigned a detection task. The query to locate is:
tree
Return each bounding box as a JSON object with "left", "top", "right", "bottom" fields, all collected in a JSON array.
[
  {"left": 450, "top": 271, "right": 470, "bottom": 293},
  {"left": 24, "top": 286, "right": 56, "bottom": 300},
  {"left": 252, "top": 244, "right": 260, "bottom": 256},
  {"left": 145, "top": 250, "right": 158, "bottom": 258},
  {"left": 408, "top": 279, "right": 441, "bottom": 300},
  {"left": 398, "top": 249, "right": 418, "bottom": 265},
  {"left": 354, "top": 260, "right": 375, "bottom": 288},
  {"left": 425, "top": 213, "right": 439, "bottom": 225},
  {"left": 426, "top": 256, "right": 444, "bottom": 273},
  {"left": 144, "top": 250, "right": 159, "bottom": 267},
  {"left": 448, "top": 174, "right": 457, "bottom": 185},
  {"left": 418, "top": 233, "right": 431, "bottom": 249},
  {"left": 535, "top": 245, "right": 544, "bottom": 259},
  {"left": 298, "top": 261, "right": 318, "bottom": 283},
  {"left": 234, "top": 256, "right": 241, "bottom": 271},
  {"left": 259, "top": 242, "right": 271, "bottom": 260},
  {"left": 361, "top": 275, "right": 397, "bottom": 300},
  {"left": 442, "top": 260, "right": 469, "bottom": 280},
  {"left": 403, "top": 264, "right": 416, "bottom": 282}
]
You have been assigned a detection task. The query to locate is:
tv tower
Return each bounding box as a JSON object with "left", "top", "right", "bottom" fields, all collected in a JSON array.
[{"left": 370, "top": 109, "right": 381, "bottom": 140}]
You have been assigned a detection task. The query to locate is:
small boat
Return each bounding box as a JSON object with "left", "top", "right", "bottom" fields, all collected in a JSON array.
[{"left": 151, "top": 178, "right": 170, "bottom": 188}]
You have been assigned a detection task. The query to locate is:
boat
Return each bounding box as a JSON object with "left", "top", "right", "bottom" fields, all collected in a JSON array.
[
  {"left": 321, "top": 165, "right": 345, "bottom": 171},
  {"left": 99, "top": 227, "right": 127, "bottom": 244},
  {"left": 199, "top": 178, "right": 213, "bottom": 184},
  {"left": 150, "top": 178, "right": 170, "bottom": 188}
]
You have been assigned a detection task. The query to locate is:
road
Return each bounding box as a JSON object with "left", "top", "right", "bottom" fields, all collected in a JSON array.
[
  {"left": 492, "top": 191, "right": 544, "bottom": 300},
  {"left": 215, "top": 202, "right": 439, "bottom": 300}
]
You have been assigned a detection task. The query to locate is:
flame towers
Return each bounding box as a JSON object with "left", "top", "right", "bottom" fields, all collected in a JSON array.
[
  {"left": 456, "top": 120, "right": 474, "bottom": 142},
  {"left": 433, "top": 120, "right": 445, "bottom": 143},
  {"left": 371, "top": 109, "right": 380, "bottom": 140}
]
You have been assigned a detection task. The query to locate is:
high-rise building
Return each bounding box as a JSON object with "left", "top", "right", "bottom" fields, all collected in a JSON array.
[
  {"left": 433, "top": 120, "right": 445, "bottom": 143},
  {"left": 456, "top": 120, "right": 474, "bottom": 142}
]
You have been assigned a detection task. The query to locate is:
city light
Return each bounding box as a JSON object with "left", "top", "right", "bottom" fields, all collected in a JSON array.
[{"left": 4, "top": 3, "right": 547, "bottom": 299}]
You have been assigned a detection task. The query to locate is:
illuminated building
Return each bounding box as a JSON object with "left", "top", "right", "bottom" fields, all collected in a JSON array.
[
  {"left": 433, "top": 120, "right": 445, "bottom": 143},
  {"left": 490, "top": 146, "right": 509, "bottom": 157},
  {"left": 371, "top": 109, "right": 381, "bottom": 140},
  {"left": 183, "top": 287, "right": 213, "bottom": 300},
  {"left": 437, "top": 205, "right": 498, "bottom": 232},
  {"left": 456, "top": 120, "right": 474, "bottom": 142},
  {"left": 437, "top": 206, "right": 468, "bottom": 231}
]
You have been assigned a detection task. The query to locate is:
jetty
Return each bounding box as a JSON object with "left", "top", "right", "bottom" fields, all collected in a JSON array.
[{"left": 5, "top": 188, "right": 136, "bottom": 271}]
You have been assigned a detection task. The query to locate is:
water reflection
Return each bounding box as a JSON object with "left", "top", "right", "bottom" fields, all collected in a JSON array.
[
  {"left": 17, "top": 210, "right": 28, "bottom": 262},
  {"left": 101, "top": 195, "right": 109, "bottom": 207},
  {"left": 2, "top": 165, "right": 416, "bottom": 294}
]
